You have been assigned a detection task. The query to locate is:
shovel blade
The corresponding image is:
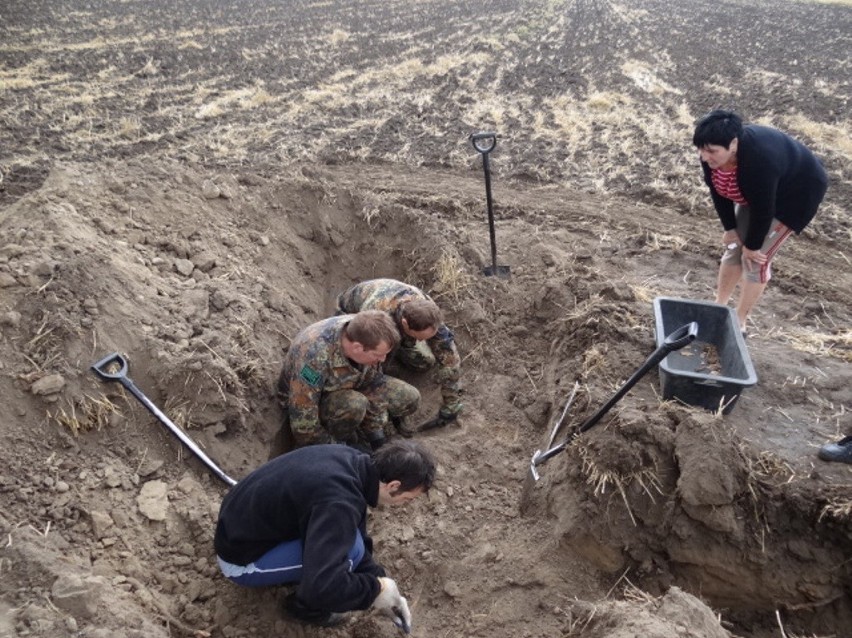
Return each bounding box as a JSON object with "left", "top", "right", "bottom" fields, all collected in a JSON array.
[
  {"left": 483, "top": 265, "right": 511, "bottom": 278},
  {"left": 529, "top": 450, "right": 542, "bottom": 482}
]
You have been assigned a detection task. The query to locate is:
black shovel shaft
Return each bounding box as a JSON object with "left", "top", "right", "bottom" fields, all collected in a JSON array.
[
  {"left": 533, "top": 322, "right": 698, "bottom": 465},
  {"left": 91, "top": 352, "right": 238, "bottom": 486},
  {"left": 577, "top": 321, "right": 697, "bottom": 434},
  {"left": 482, "top": 154, "right": 498, "bottom": 271},
  {"left": 470, "top": 132, "right": 499, "bottom": 272}
]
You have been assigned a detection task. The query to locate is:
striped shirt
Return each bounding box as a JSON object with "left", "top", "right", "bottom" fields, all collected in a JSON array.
[{"left": 711, "top": 168, "right": 748, "bottom": 205}]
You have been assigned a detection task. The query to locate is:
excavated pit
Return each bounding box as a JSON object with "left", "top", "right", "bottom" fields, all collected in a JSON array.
[{"left": 0, "top": 161, "right": 849, "bottom": 638}]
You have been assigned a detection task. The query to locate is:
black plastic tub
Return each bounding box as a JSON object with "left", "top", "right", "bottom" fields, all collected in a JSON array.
[{"left": 653, "top": 297, "right": 757, "bottom": 414}]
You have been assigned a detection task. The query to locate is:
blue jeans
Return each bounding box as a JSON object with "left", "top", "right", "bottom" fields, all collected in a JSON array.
[{"left": 217, "top": 532, "right": 366, "bottom": 588}]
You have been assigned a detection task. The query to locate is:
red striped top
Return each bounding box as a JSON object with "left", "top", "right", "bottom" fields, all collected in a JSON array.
[{"left": 711, "top": 168, "right": 748, "bottom": 205}]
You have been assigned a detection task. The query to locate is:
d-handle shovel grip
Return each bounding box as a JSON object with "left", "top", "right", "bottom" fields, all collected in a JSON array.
[
  {"left": 91, "top": 352, "right": 130, "bottom": 380},
  {"left": 470, "top": 131, "right": 497, "bottom": 154},
  {"left": 662, "top": 321, "right": 698, "bottom": 353}
]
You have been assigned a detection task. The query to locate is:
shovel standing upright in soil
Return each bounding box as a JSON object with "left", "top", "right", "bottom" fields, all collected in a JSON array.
[
  {"left": 470, "top": 131, "right": 510, "bottom": 278},
  {"left": 91, "top": 352, "right": 238, "bottom": 486}
]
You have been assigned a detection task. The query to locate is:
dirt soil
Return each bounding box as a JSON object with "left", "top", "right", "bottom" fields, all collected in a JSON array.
[{"left": 1, "top": 1, "right": 850, "bottom": 638}]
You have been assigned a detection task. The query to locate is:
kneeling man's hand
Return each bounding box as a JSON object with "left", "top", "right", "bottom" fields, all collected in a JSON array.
[{"left": 374, "top": 577, "right": 411, "bottom": 634}]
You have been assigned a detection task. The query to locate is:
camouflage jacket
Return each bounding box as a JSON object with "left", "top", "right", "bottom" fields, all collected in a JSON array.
[
  {"left": 278, "top": 315, "right": 384, "bottom": 443},
  {"left": 336, "top": 278, "right": 461, "bottom": 372}
]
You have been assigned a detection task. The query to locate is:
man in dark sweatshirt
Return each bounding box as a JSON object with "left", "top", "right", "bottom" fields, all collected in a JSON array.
[
  {"left": 214, "top": 440, "right": 436, "bottom": 630},
  {"left": 693, "top": 110, "right": 828, "bottom": 335}
]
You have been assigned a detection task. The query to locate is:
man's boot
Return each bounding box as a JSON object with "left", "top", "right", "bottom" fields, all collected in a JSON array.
[
  {"left": 418, "top": 410, "right": 458, "bottom": 432},
  {"left": 391, "top": 415, "right": 416, "bottom": 438},
  {"left": 818, "top": 436, "right": 852, "bottom": 464}
]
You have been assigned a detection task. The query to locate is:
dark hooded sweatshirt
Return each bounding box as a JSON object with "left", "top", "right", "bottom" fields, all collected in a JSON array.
[
  {"left": 700, "top": 124, "right": 828, "bottom": 250},
  {"left": 214, "top": 444, "right": 385, "bottom": 611}
]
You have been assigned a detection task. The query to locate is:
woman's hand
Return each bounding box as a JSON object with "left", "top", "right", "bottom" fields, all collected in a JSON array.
[{"left": 742, "top": 247, "right": 767, "bottom": 270}]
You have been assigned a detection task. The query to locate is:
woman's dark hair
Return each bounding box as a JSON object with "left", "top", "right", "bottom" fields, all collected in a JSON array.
[
  {"left": 372, "top": 440, "right": 436, "bottom": 493},
  {"left": 692, "top": 109, "right": 743, "bottom": 148}
]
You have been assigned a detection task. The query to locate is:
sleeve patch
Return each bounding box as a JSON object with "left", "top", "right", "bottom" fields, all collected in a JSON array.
[{"left": 299, "top": 364, "right": 322, "bottom": 387}]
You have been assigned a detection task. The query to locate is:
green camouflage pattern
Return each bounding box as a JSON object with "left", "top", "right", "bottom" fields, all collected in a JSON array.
[
  {"left": 277, "top": 314, "right": 420, "bottom": 447},
  {"left": 336, "top": 279, "right": 463, "bottom": 416}
]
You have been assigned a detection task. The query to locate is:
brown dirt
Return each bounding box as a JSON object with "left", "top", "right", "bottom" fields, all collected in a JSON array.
[{"left": 2, "top": 1, "right": 850, "bottom": 638}]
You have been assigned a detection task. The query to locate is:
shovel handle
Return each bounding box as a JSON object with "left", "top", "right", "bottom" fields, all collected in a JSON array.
[
  {"left": 91, "top": 352, "right": 130, "bottom": 380},
  {"left": 530, "top": 322, "right": 698, "bottom": 480},
  {"left": 90, "top": 352, "right": 238, "bottom": 487},
  {"left": 663, "top": 321, "right": 698, "bottom": 351},
  {"left": 576, "top": 321, "right": 697, "bottom": 435},
  {"left": 470, "top": 131, "right": 497, "bottom": 154}
]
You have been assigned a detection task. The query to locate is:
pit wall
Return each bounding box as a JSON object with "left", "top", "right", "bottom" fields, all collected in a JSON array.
[{"left": 536, "top": 407, "right": 852, "bottom": 634}]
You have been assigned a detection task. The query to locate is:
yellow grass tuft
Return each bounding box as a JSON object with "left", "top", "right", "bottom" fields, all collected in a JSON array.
[
  {"left": 178, "top": 40, "right": 204, "bottom": 50},
  {"left": 630, "top": 279, "right": 660, "bottom": 304},
  {"left": 52, "top": 395, "right": 120, "bottom": 436},
  {"left": 765, "top": 326, "right": 852, "bottom": 362},
  {"left": 581, "top": 345, "right": 607, "bottom": 379},
  {"left": 621, "top": 60, "right": 682, "bottom": 96},
  {"left": 818, "top": 498, "right": 852, "bottom": 522},
  {"left": 241, "top": 87, "right": 275, "bottom": 108},
  {"left": 621, "top": 581, "right": 657, "bottom": 606},
  {"left": 163, "top": 395, "right": 195, "bottom": 430},
  {"left": 783, "top": 113, "right": 852, "bottom": 156},
  {"left": 117, "top": 117, "right": 142, "bottom": 139},
  {"left": 645, "top": 231, "right": 688, "bottom": 252},
  {"left": 578, "top": 445, "right": 663, "bottom": 526},
  {"left": 432, "top": 252, "right": 472, "bottom": 303},
  {"left": 194, "top": 84, "right": 278, "bottom": 120},
  {"left": 326, "top": 29, "right": 350, "bottom": 45}
]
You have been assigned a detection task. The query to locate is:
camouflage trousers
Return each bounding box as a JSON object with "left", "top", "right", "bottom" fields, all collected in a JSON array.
[
  {"left": 320, "top": 376, "right": 420, "bottom": 442},
  {"left": 397, "top": 342, "right": 463, "bottom": 417}
]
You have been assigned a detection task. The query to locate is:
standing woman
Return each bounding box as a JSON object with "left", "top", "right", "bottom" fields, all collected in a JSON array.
[{"left": 692, "top": 110, "right": 828, "bottom": 335}]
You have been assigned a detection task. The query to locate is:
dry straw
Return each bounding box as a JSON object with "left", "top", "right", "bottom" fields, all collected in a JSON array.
[
  {"left": 51, "top": 394, "right": 120, "bottom": 436},
  {"left": 432, "top": 252, "right": 472, "bottom": 304},
  {"left": 578, "top": 442, "right": 663, "bottom": 527},
  {"left": 818, "top": 498, "right": 852, "bottom": 522}
]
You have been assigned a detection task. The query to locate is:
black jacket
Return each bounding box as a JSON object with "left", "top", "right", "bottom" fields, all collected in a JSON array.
[
  {"left": 700, "top": 125, "right": 828, "bottom": 249},
  {"left": 214, "top": 445, "right": 385, "bottom": 611}
]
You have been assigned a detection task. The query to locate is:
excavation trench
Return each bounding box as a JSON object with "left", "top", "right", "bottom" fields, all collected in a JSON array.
[{"left": 0, "top": 161, "right": 848, "bottom": 638}]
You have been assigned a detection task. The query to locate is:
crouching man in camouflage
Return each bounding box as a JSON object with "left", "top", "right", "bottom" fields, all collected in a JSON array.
[
  {"left": 337, "top": 278, "right": 462, "bottom": 433},
  {"left": 277, "top": 310, "right": 420, "bottom": 450}
]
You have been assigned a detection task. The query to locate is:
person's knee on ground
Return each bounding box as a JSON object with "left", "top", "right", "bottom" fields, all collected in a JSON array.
[
  {"left": 386, "top": 378, "right": 421, "bottom": 417},
  {"left": 320, "top": 391, "right": 370, "bottom": 445},
  {"left": 219, "top": 530, "right": 366, "bottom": 589},
  {"left": 384, "top": 378, "right": 421, "bottom": 437}
]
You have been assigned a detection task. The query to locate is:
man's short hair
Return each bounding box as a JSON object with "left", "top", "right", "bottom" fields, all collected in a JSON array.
[
  {"left": 692, "top": 109, "right": 743, "bottom": 149},
  {"left": 372, "top": 440, "right": 436, "bottom": 493},
  {"left": 401, "top": 299, "right": 442, "bottom": 332},
  {"left": 344, "top": 310, "right": 400, "bottom": 351}
]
